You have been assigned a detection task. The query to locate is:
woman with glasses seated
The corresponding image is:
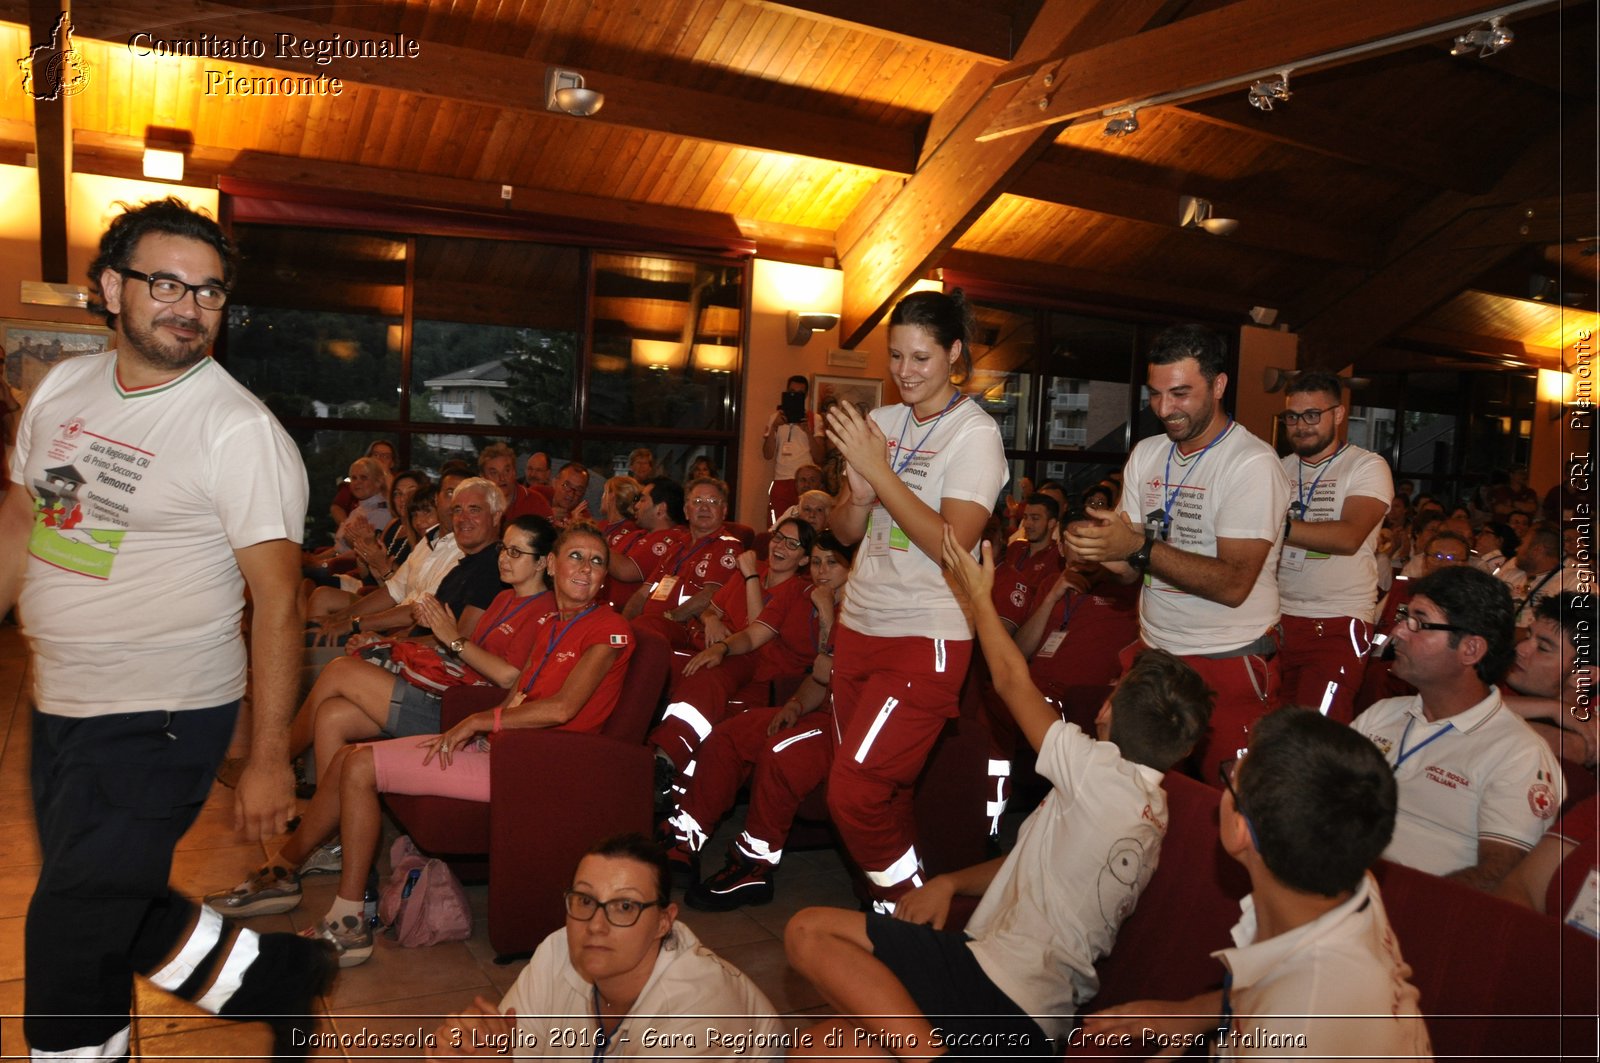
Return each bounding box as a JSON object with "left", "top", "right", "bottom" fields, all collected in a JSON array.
[
  {"left": 648, "top": 519, "right": 819, "bottom": 784},
  {"left": 428, "top": 833, "right": 784, "bottom": 1060},
  {"left": 210, "top": 524, "right": 633, "bottom": 966}
]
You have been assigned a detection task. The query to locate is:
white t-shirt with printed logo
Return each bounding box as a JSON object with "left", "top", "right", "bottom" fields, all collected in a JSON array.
[
  {"left": 10, "top": 352, "right": 308, "bottom": 716},
  {"left": 1352, "top": 689, "right": 1563, "bottom": 875},
  {"left": 1278, "top": 445, "right": 1393, "bottom": 622},
  {"left": 1118, "top": 424, "right": 1289, "bottom": 656},
  {"left": 841, "top": 397, "right": 1008, "bottom": 640}
]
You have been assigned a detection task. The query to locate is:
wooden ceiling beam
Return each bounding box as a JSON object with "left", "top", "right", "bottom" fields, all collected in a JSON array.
[
  {"left": 835, "top": 0, "right": 1173, "bottom": 347},
  {"left": 1010, "top": 149, "right": 1383, "bottom": 267},
  {"left": 62, "top": 1, "right": 916, "bottom": 175},
  {"left": 939, "top": 250, "right": 1249, "bottom": 319},
  {"left": 26, "top": 0, "right": 70, "bottom": 284},
  {"left": 979, "top": 0, "right": 1540, "bottom": 143},
  {"left": 1294, "top": 127, "right": 1563, "bottom": 369},
  {"left": 66, "top": 133, "right": 845, "bottom": 263},
  {"left": 1399, "top": 325, "right": 1564, "bottom": 363},
  {"left": 1174, "top": 96, "right": 1505, "bottom": 196},
  {"left": 745, "top": 0, "right": 1015, "bottom": 63}
]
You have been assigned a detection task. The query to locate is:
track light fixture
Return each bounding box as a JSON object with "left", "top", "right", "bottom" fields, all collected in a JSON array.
[
  {"left": 1451, "top": 16, "right": 1513, "bottom": 57},
  {"left": 1248, "top": 70, "right": 1292, "bottom": 112},
  {"left": 1103, "top": 111, "right": 1139, "bottom": 138}
]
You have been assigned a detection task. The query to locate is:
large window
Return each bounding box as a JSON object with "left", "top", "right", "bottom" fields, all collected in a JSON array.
[{"left": 221, "top": 221, "right": 746, "bottom": 538}]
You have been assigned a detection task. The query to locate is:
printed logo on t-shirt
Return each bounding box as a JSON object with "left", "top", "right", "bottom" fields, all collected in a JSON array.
[{"left": 28, "top": 423, "right": 148, "bottom": 579}]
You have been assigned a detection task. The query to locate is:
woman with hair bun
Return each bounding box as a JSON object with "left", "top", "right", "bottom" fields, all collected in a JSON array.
[{"left": 822, "top": 288, "right": 1008, "bottom": 911}]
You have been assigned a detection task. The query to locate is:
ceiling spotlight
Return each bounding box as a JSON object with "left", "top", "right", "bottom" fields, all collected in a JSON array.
[
  {"left": 1247, "top": 70, "right": 1292, "bottom": 112},
  {"left": 1179, "top": 195, "right": 1239, "bottom": 237},
  {"left": 1103, "top": 111, "right": 1139, "bottom": 138},
  {"left": 545, "top": 67, "right": 604, "bottom": 116},
  {"left": 1451, "top": 16, "right": 1513, "bottom": 58}
]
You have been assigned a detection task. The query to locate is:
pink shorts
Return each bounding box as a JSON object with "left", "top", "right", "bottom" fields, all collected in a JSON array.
[{"left": 369, "top": 735, "right": 491, "bottom": 803}]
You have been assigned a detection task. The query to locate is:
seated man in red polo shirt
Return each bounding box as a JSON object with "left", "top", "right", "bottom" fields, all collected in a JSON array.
[{"left": 624, "top": 476, "right": 744, "bottom": 651}]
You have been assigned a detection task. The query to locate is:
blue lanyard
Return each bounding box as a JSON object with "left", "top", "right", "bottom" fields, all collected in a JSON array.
[
  {"left": 667, "top": 531, "right": 722, "bottom": 576},
  {"left": 1394, "top": 715, "right": 1454, "bottom": 769},
  {"left": 1160, "top": 421, "right": 1232, "bottom": 524},
  {"left": 1295, "top": 446, "right": 1344, "bottom": 514},
  {"left": 519, "top": 603, "right": 599, "bottom": 694},
  {"left": 591, "top": 984, "right": 617, "bottom": 1062},
  {"left": 1055, "top": 592, "right": 1086, "bottom": 631},
  {"left": 480, "top": 590, "right": 548, "bottom": 637},
  {"left": 892, "top": 391, "right": 962, "bottom": 475}
]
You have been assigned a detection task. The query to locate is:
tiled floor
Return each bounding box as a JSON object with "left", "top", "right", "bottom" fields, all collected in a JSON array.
[{"left": 0, "top": 621, "right": 858, "bottom": 1058}]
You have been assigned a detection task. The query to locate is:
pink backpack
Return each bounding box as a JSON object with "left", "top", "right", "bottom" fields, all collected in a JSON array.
[{"left": 377, "top": 835, "right": 472, "bottom": 947}]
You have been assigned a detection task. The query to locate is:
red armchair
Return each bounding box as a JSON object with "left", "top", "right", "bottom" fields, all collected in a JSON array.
[{"left": 383, "top": 620, "right": 672, "bottom": 957}]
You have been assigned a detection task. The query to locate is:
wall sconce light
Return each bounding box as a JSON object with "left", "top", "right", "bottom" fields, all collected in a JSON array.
[
  {"left": 142, "top": 147, "right": 184, "bottom": 181},
  {"left": 632, "top": 338, "right": 685, "bottom": 371},
  {"left": 1537, "top": 368, "right": 1573, "bottom": 414},
  {"left": 787, "top": 311, "right": 840, "bottom": 346},
  {"left": 545, "top": 67, "right": 604, "bottom": 116},
  {"left": 692, "top": 343, "right": 738, "bottom": 373}
]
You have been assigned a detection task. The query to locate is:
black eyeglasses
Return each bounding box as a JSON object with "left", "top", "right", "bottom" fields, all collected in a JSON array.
[
  {"left": 1217, "top": 757, "right": 1245, "bottom": 809},
  {"left": 1393, "top": 604, "right": 1464, "bottom": 634},
  {"left": 563, "top": 889, "right": 661, "bottom": 927},
  {"left": 1277, "top": 406, "right": 1338, "bottom": 426},
  {"left": 502, "top": 543, "right": 542, "bottom": 560},
  {"left": 119, "top": 268, "right": 229, "bottom": 310},
  {"left": 772, "top": 532, "right": 804, "bottom": 550}
]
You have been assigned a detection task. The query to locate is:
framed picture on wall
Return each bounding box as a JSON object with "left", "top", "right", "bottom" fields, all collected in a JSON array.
[
  {"left": 813, "top": 374, "right": 884, "bottom": 419},
  {"left": 3, "top": 318, "right": 113, "bottom": 416}
]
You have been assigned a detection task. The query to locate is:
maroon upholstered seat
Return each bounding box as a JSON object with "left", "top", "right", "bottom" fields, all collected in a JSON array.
[{"left": 383, "top": 620, "right": 672, "bottom": 956}]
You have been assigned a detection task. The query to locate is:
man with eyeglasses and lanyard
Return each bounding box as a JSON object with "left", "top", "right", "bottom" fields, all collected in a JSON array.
[
  {"left": 1069, "top": 324, "right": 1290, "bottom": 779},
  {"left": 625, "top": 476, "right": 743, "bottom": 651},
  {"left": 1352, "top": 566, "right": 1562, "bottom": 891},
  {"left": 1275, "top": 371, "right": 1393, "bottom": 724},
  {"left": 0, "top": 198, "right": 330, "bottom": 1058}
]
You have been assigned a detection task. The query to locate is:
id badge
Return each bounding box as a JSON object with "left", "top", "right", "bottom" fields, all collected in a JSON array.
[
  {"left": 1144, "top": 509, "right": 1170, "bottom": 543},
  {"left": 1038, "top": 630, "right": 1068, "bottom": 658},
  {"left": 866, "top": 507, "right": 892, "bottom": 558},
  {"left": 1281, "top": 545, "right": 1307, "bottom": 572},
  {"left": 650, "top": 575, "right": 679, "bottom": 602},
  {"left": 1566, "top": 868, "right": 1600, "bottom": 938}
]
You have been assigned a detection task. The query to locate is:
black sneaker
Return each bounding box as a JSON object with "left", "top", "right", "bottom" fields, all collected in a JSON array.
[
  {"left": 685, "top": 857, "right": 774, "bottom": 911},
  {"left": 219, "top": 930, "right": 337, "bottom": 1060},
  {"left": 652, "top": 756, "right": 678, "bottom": 820}
]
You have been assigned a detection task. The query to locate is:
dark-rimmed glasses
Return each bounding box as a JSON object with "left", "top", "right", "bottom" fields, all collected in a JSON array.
[
  {"left": 1277, "top": 406, "right": 1338, "bottom": 426},
  {"left": 1217, "top": 757, "right": 1245, "bottom": 809},
  {"left": 119, "top": 268, "right": 229, "bottom": 310},
  {"left": 1394, "top": 604, "right": 1464, "bottom": 634},
  {"left": 772, "top": 532, "right": 804, "bottom": 550},
  {"left": 502, "top": 543, "right": 542, "bottom": 560},
  {"left": 563, "top": 889, "right": 661, "bottom": 927}
]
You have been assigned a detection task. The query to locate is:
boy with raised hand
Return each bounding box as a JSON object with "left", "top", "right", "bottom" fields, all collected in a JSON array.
[{"left": 784, "top": 528, "right": 1212, "bottom": 1059}]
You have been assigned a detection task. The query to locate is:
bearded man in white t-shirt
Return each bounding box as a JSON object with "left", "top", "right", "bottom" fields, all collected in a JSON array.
[
  {"left": 1, "top": 198, "right": 330, "bottom": 1059},
  {"left": 1068, "top": 324, "right": 1290, "bottom": 779},
  {"left": 1275, "top": 370, "right": 1393, "bottom": 723}
]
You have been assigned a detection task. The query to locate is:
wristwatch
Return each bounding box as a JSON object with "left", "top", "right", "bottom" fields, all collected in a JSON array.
[
  {"left": 448, "top": 637, "right": 468, "bottom": 655},
  {"left": 1125, "top": 528, "right": 1156, "bottom": 573}
]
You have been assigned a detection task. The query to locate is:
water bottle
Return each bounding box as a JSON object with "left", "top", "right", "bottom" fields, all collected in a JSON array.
[{"left": 363, "top": 868, "right": 380, "bottom": 928}]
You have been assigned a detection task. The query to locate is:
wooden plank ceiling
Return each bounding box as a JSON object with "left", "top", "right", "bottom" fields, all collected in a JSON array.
[{"left": 2, "top": 0, "right": 1592, "bottom": 371}]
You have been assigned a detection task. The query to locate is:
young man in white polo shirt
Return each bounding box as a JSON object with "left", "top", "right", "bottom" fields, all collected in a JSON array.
[
  {"left": 1352, "top": 565, "right": 1562, "bottom": 890},
  {"left": 1086, "top": 707, "right": 1432, "bottom": 1060}
]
